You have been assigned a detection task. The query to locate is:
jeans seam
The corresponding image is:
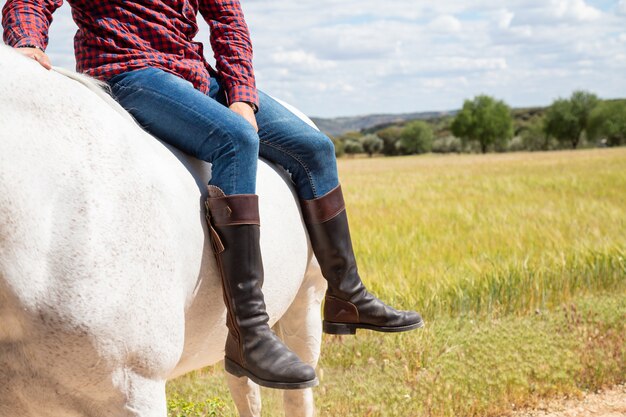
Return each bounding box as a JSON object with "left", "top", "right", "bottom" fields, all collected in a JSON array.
[
  {"left": 106, "top": 67, "right": 154, "bottom": 88},
  {"left": 259, "top": 139, "right": 317, "bottom": 197},
  {"left": 112, "top": 83, "right": 245, "bottom": 194},
  {"left": 111, "top": 84, "right": 212, "bottom": 133},
  {"left": 231, "top": 152, "right": 238, "bottom": 195}
]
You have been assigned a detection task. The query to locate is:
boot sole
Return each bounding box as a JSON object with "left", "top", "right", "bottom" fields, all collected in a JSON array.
[
  {"left": 224, "top": 357, "right": 319, "bottom": 390},
  {"left": 323, "top": 318, "right": 425, "bottom": 335}
]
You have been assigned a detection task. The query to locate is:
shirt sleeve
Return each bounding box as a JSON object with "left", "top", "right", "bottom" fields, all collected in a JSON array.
[
  {"left": 2, "top": 0, "right": 63, "bottom": 51},
  {"left": 199, "top": 0, "right": 259, "bottom": 109}
]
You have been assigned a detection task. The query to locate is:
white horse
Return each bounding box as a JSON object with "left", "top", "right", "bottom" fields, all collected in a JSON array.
[{"left": 0, "top": 44, "right": 326, "bottom": 417}]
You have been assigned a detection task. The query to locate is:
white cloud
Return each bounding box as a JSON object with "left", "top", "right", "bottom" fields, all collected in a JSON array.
[
  {"left": 269, "top": 49, "right": 336, "bottom": 71},
  {"left": 2, "top": 0, "right": 624, "bottom": 117},
  {"left": 550, "top": 0, "right": 602, "bottom": 21},
  {"left": 509, "top": 0, "right": 603, "bottom": 25},
  {"left": 493, "top": 9, "right": 515, "bottom": 29},
  {"left": 428, "top": 15, "right": 462, "bottom": 33}
]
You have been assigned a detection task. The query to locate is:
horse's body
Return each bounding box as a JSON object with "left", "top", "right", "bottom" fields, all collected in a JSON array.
[{"left": 0, "top": 45, "right": 325, "bottom": 417}]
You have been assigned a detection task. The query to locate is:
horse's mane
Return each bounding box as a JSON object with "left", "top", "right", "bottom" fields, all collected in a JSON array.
[
  {"left": 51, "top": 66, "right": 136, "bottom": 124},
  {"left": 0, "top": 44, "right": 316, "bottom": 130}
]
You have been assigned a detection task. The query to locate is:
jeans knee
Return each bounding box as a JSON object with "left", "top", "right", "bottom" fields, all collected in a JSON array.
[
  {"left": 306, "top": 132, "right": 336, "bottom": 165},
  {"left": 316, "top": 134, "right": 336, "bottom": 159},
  {"left": 197, "top": 119, "right": 259, "bottom": 163},
  {"left": 235, "top": 123, "right": 260, "bottom": 156}
]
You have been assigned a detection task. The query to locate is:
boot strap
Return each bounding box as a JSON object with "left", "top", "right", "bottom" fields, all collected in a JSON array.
[{"left": 205, "top": 200, "right": 225, "bottom": 254}]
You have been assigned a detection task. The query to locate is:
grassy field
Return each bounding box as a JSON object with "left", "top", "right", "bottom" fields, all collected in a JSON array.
[{"left": 167, "top": 148, "right": 626, "bottom": 416}]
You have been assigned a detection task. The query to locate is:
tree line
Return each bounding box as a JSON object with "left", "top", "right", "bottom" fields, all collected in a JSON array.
[{"left": 331, "top": 91, "right": 626, "bottom": 157}]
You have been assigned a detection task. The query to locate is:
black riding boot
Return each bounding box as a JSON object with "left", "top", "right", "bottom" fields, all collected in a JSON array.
[
  {"left": 300, "top": 185, "right": 424, "bottom": 335},
  {"left": 205, "top": 186, "right": 318, "bottom": 389}
]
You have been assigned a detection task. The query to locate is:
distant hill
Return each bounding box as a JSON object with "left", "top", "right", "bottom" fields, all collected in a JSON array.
[
  {"left": 311, "top": 99, "right": 625, "bottom": 138},
  {"left": 310, "top": 111, "right": 455, "bottom": 137}
]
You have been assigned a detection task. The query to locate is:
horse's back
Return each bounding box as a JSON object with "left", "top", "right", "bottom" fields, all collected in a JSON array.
[
  {"left": 0, "top": 45, "right": 203, "bottom": 327},
  {"left": 0, "top": 46, "right": 207, "bottom": 415},
  {"left": 0, "top": 45, "right": 312, "bottom": 416}
]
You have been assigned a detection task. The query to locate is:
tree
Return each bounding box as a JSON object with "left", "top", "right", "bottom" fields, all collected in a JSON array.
[
  {"left": 587, "top": 100, "right": 626, "bottom": 147},
  {"left": 451, "top": 95, "right": 513, "bottom": 153},
  {"left": 520, "top": 118, "right": 550, "bottom": 151},
  {"left": 376, "top": 126, "right": 403, "bottom": 156},
  {"left": 544, "top": 90, "right": 599, "bottom": 149},
  {"left": 359, "top": 134, "right": 384, "bottom": 157},
  {"left": 571, "top": 90, "right": 599, "bottom": 138},
  {"left": 343, "top": 140, "right": 363, "bottom": 157},
  {"left": 330, "top": 136, "right": 345, "bottom": 157},
  {"left": 338, "top": 131, "right": 362, "bottom": 142},
  {"left": 398, "top": 120, "right": 433, "bottom": 154},
  {"left": 543, "top": 99, "right": 577, "bottom": 149}
]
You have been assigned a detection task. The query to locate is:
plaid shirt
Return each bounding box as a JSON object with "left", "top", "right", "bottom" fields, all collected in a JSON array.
[{"left": 2, "top": 0, "right": 259, "bottom": 107}]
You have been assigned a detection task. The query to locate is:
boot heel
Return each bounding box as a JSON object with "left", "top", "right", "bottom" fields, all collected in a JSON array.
[
  {"left": 224, "top": 357, "right": 246, "bottom": 378},
  {"left": 323, "top": 321, "right": 357, "bottom": 335}
]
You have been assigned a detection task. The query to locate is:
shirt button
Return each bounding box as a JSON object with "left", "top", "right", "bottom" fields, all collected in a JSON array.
[{"left": 179, "top": 49, "right": 184, "bottom": 55}]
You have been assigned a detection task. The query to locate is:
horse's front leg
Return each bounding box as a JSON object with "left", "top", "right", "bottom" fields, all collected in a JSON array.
[
  {"left": 118, "top": 369, "right": 168, "bottom": 417},
  {"left": 226, "top": 373, "right": 262, "bottom": 417},
  {"left": 275, "top": 257, "right": 327, "bottom": 417}
]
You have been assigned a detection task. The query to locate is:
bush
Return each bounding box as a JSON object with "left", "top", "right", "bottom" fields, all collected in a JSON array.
[
  {"left": 432, "top": 136, "right": 463, "bottom": 153},
  {"left": 331, "top": 136, "right": 345, "bottom": 157},
  {"left": 344, "top": 139, "right": 364, "bottom": 156},
  {"left": 506, "top": 136, "right": 525, "bottom": 152},
  {"left": 360, "top": 134, "right": 384, "bottom": 157},
  {"left": 376, "top": 126, "right": 403, "bottom": 156}
]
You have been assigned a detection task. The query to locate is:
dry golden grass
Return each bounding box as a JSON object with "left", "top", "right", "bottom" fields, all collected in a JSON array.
[
  {"left": 340, "top": 148, "right": 626, "bottom": 316},
  {"left": 168, "top": 148, "right": 626, "bottom": 417}
]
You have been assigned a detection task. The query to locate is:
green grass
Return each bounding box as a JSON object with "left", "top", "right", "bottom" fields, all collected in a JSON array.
[
  {"left": 317, "top": 294, "right": 625, "bottom": 416},
  {"left": 167, "top": 148, "right": 626, "bottom": 416}
]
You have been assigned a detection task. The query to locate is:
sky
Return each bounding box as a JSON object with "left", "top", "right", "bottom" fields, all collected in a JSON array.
[{"left": 7, "top": 0, "right": 626, "bottom": 117}]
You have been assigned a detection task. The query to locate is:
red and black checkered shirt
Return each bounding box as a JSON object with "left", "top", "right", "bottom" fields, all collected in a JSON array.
[{"left": 2, "top": 0, "right": 259, "bottom": 107}]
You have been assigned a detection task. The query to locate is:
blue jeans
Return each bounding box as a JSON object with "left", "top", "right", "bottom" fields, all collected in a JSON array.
[{"left": 106, "top": 67, "right": 339, "bottom": 200}]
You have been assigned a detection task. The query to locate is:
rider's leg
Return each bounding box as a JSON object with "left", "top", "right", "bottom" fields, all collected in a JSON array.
[
  {"left": 255, "top": 91, "right": 424, "bottom": 335},
  {"left": 106, "top": 68, "right": 317, "bottom": 389}
]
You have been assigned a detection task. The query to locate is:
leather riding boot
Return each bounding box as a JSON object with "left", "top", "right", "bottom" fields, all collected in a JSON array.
[
  {"left": 205, "top": 186, "right": 318, "bottom": 389},
  {"left": 300, "top": 185, "right": 424, "bottom": 335}
]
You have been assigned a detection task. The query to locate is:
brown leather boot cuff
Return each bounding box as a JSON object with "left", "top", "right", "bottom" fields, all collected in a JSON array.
[
  {"left": 300, "top": 184, "right": 345, "bottom": 224},
  {"left": 206, "top": 186, "right": 260, "bottom": 226}
]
